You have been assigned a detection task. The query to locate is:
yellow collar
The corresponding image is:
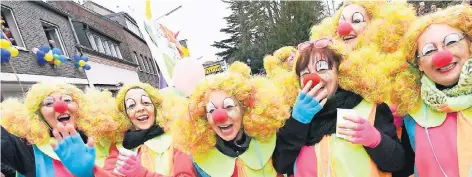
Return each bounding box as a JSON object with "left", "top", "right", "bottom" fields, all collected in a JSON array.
[{"left": 193, "top": 134, "right": 276, "bottom": 177}]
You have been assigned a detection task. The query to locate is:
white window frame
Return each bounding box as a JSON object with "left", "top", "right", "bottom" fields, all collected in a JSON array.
[
  {"left": 132, "top": 52, "right": 142, "bottom": 71},
  {"left": 109, "top": 42, "right": 117, "bottom": 57},
  {"left": 41, "top": 20, "right": 68, "bottom": 57},
  {"left": 86, "top": 32, "right": 97, "bottom": 50},
  {"left": 115, "top": 44, "right": 122, "bottom": 59},
  {"left": 94, "top": 35, "right": 105, "bottom": 53},
  {"left": 1, "top": 6, "right": 26, "bottom": 49},
  {"left": 140, "top": 54, "right": 149, "bottom": 73},
  {"left": 102, "top": 39, "right": 111, "bottom": 55}
]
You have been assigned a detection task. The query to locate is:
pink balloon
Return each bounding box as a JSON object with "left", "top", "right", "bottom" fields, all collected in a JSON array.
[
  {"left": 49, "top": 40, "right": 55, "bottom": 45},
  {"left": 172, "top": 59, "right": 205, "bottom": 97},
  {"left": 31, "top": 48, "right": 39, "bottom": 54}
]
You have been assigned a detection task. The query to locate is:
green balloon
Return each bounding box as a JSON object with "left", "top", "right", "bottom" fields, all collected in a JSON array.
[{"left": 53, "top": 54, "right": 60, "bottom": 60}]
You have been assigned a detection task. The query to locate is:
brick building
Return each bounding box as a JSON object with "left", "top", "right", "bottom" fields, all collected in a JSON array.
[
  {"left": 0, "top": 1, "right": 88, "bottom": 99},
  {"left": 48, "top": 1, "right": 160, "bottom": 91}
]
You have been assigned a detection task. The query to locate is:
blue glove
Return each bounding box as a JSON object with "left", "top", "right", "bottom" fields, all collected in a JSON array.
[
  {"left": 54, "top": 134, "right": 95, "bottom": 177},
  {"left": 292, "top": 92, "right": 323, "bottom": 124}
]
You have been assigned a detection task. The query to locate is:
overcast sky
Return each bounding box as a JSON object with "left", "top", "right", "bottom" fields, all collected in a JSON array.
[
  {"left": 91, "top": 0, "right": 230, "bottom": 60},
  {"left": 91, "top": 0, "right": 342, "bottom": 61}
]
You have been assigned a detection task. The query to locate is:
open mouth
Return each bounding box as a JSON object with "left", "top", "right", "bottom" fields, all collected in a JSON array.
[
  {"left": 437, "top": 62, "right": 456, "bottom": 73},
  {"left": 342, "top": 35, "right": 356, "bottom": 41},
  {"left": 57, "top": 114, "right": 71, "bottom": 123},
  {"left": 218, "top": 124, "right": 233, "bottom": 135},
  {"left": 136, "top": 115, "right": 149, "bottom": 122}
]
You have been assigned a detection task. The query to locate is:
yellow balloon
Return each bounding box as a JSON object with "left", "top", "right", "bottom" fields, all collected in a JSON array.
[
  {"left": 45, "top": 53, "right": 53, "bottom": 61},
  {"left": 0, "top": 39, "right": 10, "bottom": 48},
  {"left": 54, "top": 59, "right": 61, "bottom": 66},
  {"left": 79, "top": 60, "right": 86, "bottom": 67},
  {"left": 9, "top": 47, "right": 19, "bottom": 57}
]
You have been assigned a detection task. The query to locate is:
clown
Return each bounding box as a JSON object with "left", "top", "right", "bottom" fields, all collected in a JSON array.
[
  {"left": 172, "top": 62, "right": 290, "bottom": 177},
  {"left": 102, "top": 82, "right": 195, "bottom": 177},
  {"left": 272, "top": 38, "right": 405, "bottom": 177},
  {"left": 264, "top": 46, "right": 297, "bottom": 75},
  {"left": 399, "top": 5, "right": 472, "bottom": 177},
  {"left": 1, "top": 82, "right": 114, "bottom": 177},
  {"left": 309, "top": 0, "right": 419, "bottom": 117}
]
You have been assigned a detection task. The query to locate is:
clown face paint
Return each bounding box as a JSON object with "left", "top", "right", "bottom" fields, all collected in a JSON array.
[
  {"left": 40, "top": 93, "right": 78, "bottom": 129},
  {"left": 125, "top": 88, "right": 156, "bottom": 130},
  {"left": 417, "top": 24, "right": 471, "bottom": 86},
  {"left": 206, "top": 90, "right": 243, "bottom": 141},
  {"left": 299, "top": 53, "right": 338, "bottom": 98},
  {"left": 339, "top": 4, "right": 370, "bottom": 49}
]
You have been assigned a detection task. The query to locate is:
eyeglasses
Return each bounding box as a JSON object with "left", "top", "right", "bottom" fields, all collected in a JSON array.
[
  {"left": 297, "top": 38, "right": 333, "bottom": 52},
  {"left": 417, "top": 33, "right": 466, "bottom": 60}
]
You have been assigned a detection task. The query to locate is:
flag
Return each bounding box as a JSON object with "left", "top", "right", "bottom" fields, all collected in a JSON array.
[{"left": 145, "top": 0, "right": 152, "bottom": 20}]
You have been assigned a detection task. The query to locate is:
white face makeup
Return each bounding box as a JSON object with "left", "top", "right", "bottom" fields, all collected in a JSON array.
[
  {"left": 417, "top": 24, "right": 470, "bottom": 86},
  {"left": 125, "top": 88, "right": 156, "bottom": 130},
  {"left": 206, "top": 90, "right": 243, "bottom": 141},
  {"left": 339, "top": 4, "right": 370, "bottom": 49},
  {"left": 299, "top": 53, "right": 339, "bottom": 98},
  {"left": 40, "top": 93, "right": 78, "bottom": 129}
]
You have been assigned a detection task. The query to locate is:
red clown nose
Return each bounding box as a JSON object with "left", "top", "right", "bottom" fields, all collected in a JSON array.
[
  {"left": 53, "top": 101, "right": 68, "bottom": 113},
  {"left": 432, "top": 50, "right": 453, "bottom": 68},
  {"left": 337, "top": 23, "right": 353, "bottom": 36},
  {"left": 303, "top": 73, "right": 321, "bottom": 87},
  {"left": 212, "top": 109, "right": 228, "bottom": 124}
]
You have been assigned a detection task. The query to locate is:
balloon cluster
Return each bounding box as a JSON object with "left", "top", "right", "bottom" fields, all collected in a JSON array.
[
  {"left": 0, "top": 38, "right": 19, "bottom": 63},
  {"left": 73, "top": 54, "right": 91, "bottom": 70},
  {"left": 33, "top": 45, "right": 68, "bottom": 66}
]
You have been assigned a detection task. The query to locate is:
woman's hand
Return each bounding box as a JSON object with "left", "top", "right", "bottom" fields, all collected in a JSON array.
[
  {"left": 51, "top": 123, "right": 96, "bottom": 177},
  {"left": 291, "top": 80, "right": 328, "bottom": 124},
  {"left": 337, "top": 115, "right": 381, "bottom": 148}
]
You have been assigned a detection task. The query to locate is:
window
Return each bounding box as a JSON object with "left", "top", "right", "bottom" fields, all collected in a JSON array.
[
  {"left": 125, "top": 19, "right": 143, "bottom": 38},
  {"left": 146, "top": 57, "right": 155, "bottom": 74},
  {"left": 103, "top": 40, "right": 111, "bottom": 55},
  {"left": 109, "top": 43, "right": 117, "bottom": 57},
  {"left": 87, "top": 33, "right": 97, "bottom": 50},
  {"left": 115, "top": 44, "right": 122, "bottom": 59},
  {"left": 140, "top": 54, "right": 149, "bottom": 73},
  {"left": 1, "top": 6, "right": 25, "bottom": 48},
  {"left": 41, "top": 21, "right": 68, "bottom": 56},
  {"left": 132, "top": 52, "right": 142, "bottom": 71},
  {"left": 152, "top": 58, "right": 159, "bottom": 74},
  {"left": 87, "top": 32, "right": 123, "bottom": 59},
  {"left": 95, "top": 35, "right": 105, "bottom": 53}
]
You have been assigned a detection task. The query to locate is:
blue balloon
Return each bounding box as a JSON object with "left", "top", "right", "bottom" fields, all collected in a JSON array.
[
  {"left": 39, "top": 45, "right": 50, "bottom": 53},
  {"left": 74, "top": 62, "right": 80, "bottom": 68},
  {"left": 1, "top": 48, "right": 11, "bottom": 63},
  {"left": 0, "top": 32, "right": 3, "bottom": 39},
  {"left": 59, "top": 55, "right": 68, "bottom": 62},
  {"left": 52, "top": 48, "right": 62, "bottom": 55},
  {"left": 83, "top": 64, "right": 91, "bottom": 70},
  {"left": 73, "top": 54, "right": 81, "bottom": 62},
  {"left": 36, "top": 51, "right": 46, "bottom": 58},
  {"left": 81, "top": 56, "right": 88, "bottom": 62},
  {"left": 37, "top": 57, "right": 47, "bottom": 65}
]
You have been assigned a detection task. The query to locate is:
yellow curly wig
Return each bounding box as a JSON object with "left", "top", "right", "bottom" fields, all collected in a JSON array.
[
  {"left": 82, "top": 89, "right": 123, "bottom": 143},
  {"left": 402, "top": 5, "right": 472, "bottom": 64},
  {"left": 115, "top": 82, "right": 170, "bottom": 135},
  {"left": 1, "top": 98, "right": 30, "bottom": 139},
  {"left": 397, "top": 5, "right": 472, "bottom": 113},
  {"left": 308, "top": 0, "right": 419, "bottom": 115},
  {"left": 172, "top": 61, "right": 290, "bottom": 155},
  {"left": 2, "top": 82, "right": 87, "bottom": 145},
  {"left": 264, "top": 46, "right": 297, "bottom": 76}
]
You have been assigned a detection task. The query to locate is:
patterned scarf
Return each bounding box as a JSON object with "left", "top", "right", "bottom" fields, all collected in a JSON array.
[{"left": 421, "top": 58, "right": 472, "bottom": 112}]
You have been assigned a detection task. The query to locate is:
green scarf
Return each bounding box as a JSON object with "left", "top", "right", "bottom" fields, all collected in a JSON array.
[{"left": 421, "top": 58, "right": 472, "bottom": 112}]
